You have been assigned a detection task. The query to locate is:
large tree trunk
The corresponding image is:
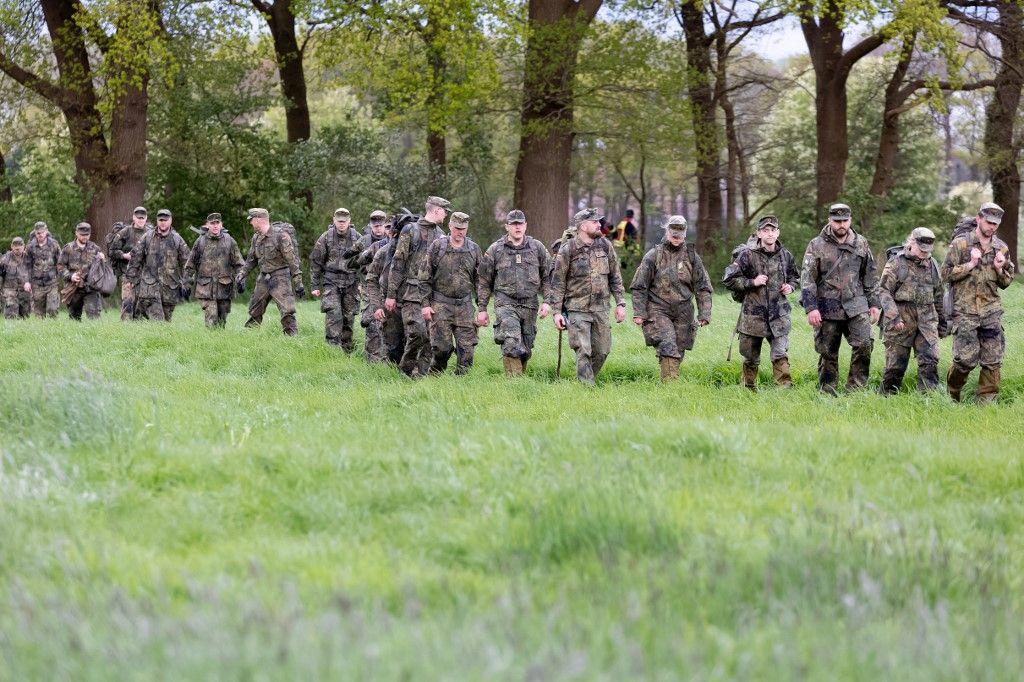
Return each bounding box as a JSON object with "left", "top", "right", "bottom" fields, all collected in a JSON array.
[
  {"left": 984, "top": 0, "right": 1023, "bottom": 264},
  {"left": 513, "top": 0, "right": 602, "bottom": 247},
  {"left": 423, "top": 10, "right": 447, "bottom": 183},
  {"left": 0, "top": 148, "right": 11, "bottom": 203}
]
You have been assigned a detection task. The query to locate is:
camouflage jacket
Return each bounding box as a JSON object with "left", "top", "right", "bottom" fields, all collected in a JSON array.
[
  {"left": 940, "top": 230, "right": 1015, "bottom": 319},
  {"left": 58, "top": 240, "right": 103, "bottom": 282},
  {"left": 126, "top": 228, "right": 190, "bottom": 300},
  {"left": 386, "top": 218, "right": 444, "bottom": 302},
  {"left": 477, "top": 236, "right": 550, "bottom": 311},
  {"left": 0, "top": 251, "right": 29, "bottom": 291},
  {"left": 309, "top": 226, "right": 360, "bottom": 289},
  {"left": 345, "top": 231, "right": 386, "bottom": 275},
  {"left": 548, "top": 236, "right": 625, "bottom": 314},
  {"left": 879, "top": 251, "right": 944, "bottom": 330},
  {"left": 240, "top": 227, "right": 302, "bottom": 286},
  {"left": 25, "top": 236, "right": 61, "bottom": 287},
  {"left": 365, "top": 238, "right": 392, "bottom": 312},
  {"left": 799, "top": 225, "right": 880, "bottom": 319},
  {"left": 419, "top": 237, "right": 482, "bottom": 305},
  {"left": 109, "top": 224, "right": 151, "bottom": 274},
  {"left": 723, "top": 241, "right": 798, "bottom": 337},
  {"left": 184, "top": 232, "right": 244, "bottom": 300},
  {"left": 631, "top": 240, "right": 713, "bottom": 322}
]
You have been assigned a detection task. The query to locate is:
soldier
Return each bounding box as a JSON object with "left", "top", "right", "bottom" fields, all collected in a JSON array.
[
  {"left": 941, "top": 202, "right": 1016, "bottom": 403},
  {"left": 385, "top": 196, "right": 449, "bottom": 377},
  {"left": 722, "top": 215, "right": 798, "bottom": 389},
  {"left": 310, "top": 208, "right": 361, "bottom": 351},
  {"left": 420, "top": 212, "right": 482, "bottom": 375},
  {"left": 877, "top": 227, "right": 945, "bottom": 395},
  {"left": 367, "top": 218, "right": 405, "bottom": 364},
  {"left": 125, "top": 208, "right": 189, "bottom": 322},
  {"left": 57, "top": 222, "right": 105, "bottom": 320},
  {"left": 24, "top": 221, "right": 62, "bottom": 318},
  {"left": 630, "top": 216, "right": 714, "bottom": 382},
  {"left": 183, "top": 212, "right": 244, "bottom": 327},
  {"left": 0, "top": 237, "right": 31, "bottom": 319},
  {"left": 239, "top": 208, "right": 304, "bottom": 336},
  {"left": 477, "top": 209, "right": 551, "bottom": 376},
  {"left": 799, "top": 203, "right": 880, "bottom": 395},
  {"left": 361, "top": 209, "right": 388, "bottom": 237},
  {"left": 547, "top": 207, "right": 626, "bottom": 384},
  {"left": 346, "top": 210, "right": 391, "bottom": 360},
  {"left": 109, "top": 206, "right": 153, "bottom": 320}
]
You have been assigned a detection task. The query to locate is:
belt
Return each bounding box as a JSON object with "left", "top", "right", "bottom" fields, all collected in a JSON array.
[{"left": 432, "top": 291, "right": 472, "bottom": 305}]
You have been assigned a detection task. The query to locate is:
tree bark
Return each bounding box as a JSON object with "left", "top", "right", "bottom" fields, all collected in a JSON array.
[
  {"left": 0, "top": 148, "right": 12, "bottom": 203},
  {"left": 422, "top": 7, "right": 447, "bottom": 183},
  {"left": 513, "top": 0, "right": 602, "bottom": 247}
]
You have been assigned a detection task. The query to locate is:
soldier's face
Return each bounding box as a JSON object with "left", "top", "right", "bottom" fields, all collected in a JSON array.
[
  {"left": 207, "top": 220, "right": 223, "bottom": 236},
  {"left": 758, "top": 225, "right": 779, "bottom": 247},
  {"left": 978, "top": 216, "right": 999, "bottom": 239},
  {"left": 157, "top": 217, "right": 172, "bottom": 233},
  {"left": 370, "top": 220, "right": 387, "bottom": 237},
  {"left": 76, "top": 233, "right": 89, "bottom": 245},
  {"left": 133, "top": 214, "right": 147, "bottom": 227},
  {"left": 830, "top": 217, "right": 850, "bottom": 238},
  {"left": 34, "top": 229, "right": 48, "bottom": 244},
  {"left": 665, "top": 229, "right": 686, "bottom": 246},
  {"left": 252, "top": 217, "right": 270, "bottom": 235},
  {"left": 427, "top": 205, "right": 447, "bottom": 223},
  {"left": 450, "top": 226, "right": 467, "bottom": 243},
  {"left": 581, "top": 219, "right": 602, "bottom": 238},
  {"left": 505, "top": 222, "right": 526, "bottom": 241},
  {"left": 12, "top": 245, "right": 24, "bottom": 257}
]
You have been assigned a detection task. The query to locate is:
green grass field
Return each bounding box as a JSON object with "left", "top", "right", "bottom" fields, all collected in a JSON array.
[{"left": 2, "top": 288, "right": 1023, "bottom": 680}]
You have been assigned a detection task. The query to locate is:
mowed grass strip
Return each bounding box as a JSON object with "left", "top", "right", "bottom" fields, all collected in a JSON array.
[{"left": 1, "top": 288, "right": 1022, "bottom": 679}]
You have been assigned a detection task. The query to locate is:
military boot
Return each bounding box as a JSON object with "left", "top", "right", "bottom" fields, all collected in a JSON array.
[
  {"left": 503, "top": 356, "right": 523, "bottom": 377},
  {"left": 917, "top": 363, "right": 940, "bottom": 392},
  {"left": 845, "top": 347, "right": 872, "bottom": 391},
  {"left": 879, "top": 370, "right": 901, "bottom": 396},
  {"left": 659, "top": 356, "right": 680, "bottom": 382},
  {"left": 946, "top": 364, "right": 970, "bottom": 402},
  {"left": 520, "top": 357, "right": 529, "bottom": 373},
  {"left": 741, "top": 364, "right": 758, "bottom": 391},
  {"left": 771, "top": 358, "right": 792, "bottom": 387},
  {"left": 976, "top": 366, "right": 1000, "bottom": 404}
]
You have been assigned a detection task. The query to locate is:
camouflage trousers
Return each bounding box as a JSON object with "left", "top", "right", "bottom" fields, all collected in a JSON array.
[
  {"left": 739, "top": 333, "right": 788, "bottom": 369},
  {"left": 198, "top": 298, "right": 232, "bottom": 327},
  {"left": 881, "top": 306, "right": 939, "bottom": 393},
  {"left": 320, "top": 282, "right": 359, "bottom": 351},
  {"left": 2, "top": 289, "right": 30, "bottom": 319},
  {"left": 67, "top": 289, "right": 102, "bottom": 320},
  {"left": 813, "top": 313, "right": 874, "bottom": 391},
  {"left": 137, "top": 296, "right": 177, "bottom": 322},
  {"left": 566, "top": 310, "right": 612, "bottom": 384},
  {"left": 381, "top": 309, "right": 405, "bottom": 364},
  {"left": 398, "top": 300, "right": 431, "bottom": 376},
  {"left": 428, "top": 298, "right": 478, "bottom": 375},
  {"left": 361, "top": 301, "right": 385, "bottom": 362},
  {"left": 951, "top": 313, "right": 1004, "bottom": 371},
  {"left": 120, "top": 279, "right": 137, "bottom": 320},
  {"left": 246, "top": 270, "right": 297, "bottom": 336},
  {"left": 31, "top": 283, "right": 60, "bottom": 318},
  {"left": 640, "top": 304, "right": 696, "bottom": 360},
  {"left": 493, "top": 303, "right": 538, "bottom": 361}
]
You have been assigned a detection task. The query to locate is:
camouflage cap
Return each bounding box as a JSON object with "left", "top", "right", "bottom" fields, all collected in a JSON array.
[
  {"left": 979, "top": 201, "right": 1004, "bottom": 224},
  {"left": 449, "top": 211, "right": 470, "bottom": 228},
  {"left": 756, "top": 215, "right": 780, "bottom": 230},
  {"left": 248, "top": 208, "right": 269, "bottom": 220},
  {"left": 75, "top": 222, "right": 92, "bottom": 234},
  {"left": 133, "top": 206, "right": 148, "bottom": 216},
  {"left": 664, "top": 215, "right": 688, "bottom": 232},
  {"left": 573, "top": 207, "right": 604, "bottom": 226},
  {"left": 369, "top": 209, "right": 387, "bottom": 221},
  {"left": 506, "top": 209, "right": 526, "bottom": 224},
  {"left": 156, "top": 208, "right": 172, "bottom": 218},
  {"left": 425, "top": 196, "right": 451, "bottom": 210},
  {"left": 828, "top": 203, "right": 852, "bottom": 219},
  {"left": 910, "top": 227, "right": 936, "bottom": 253},
  {"left": 11, "top": 236, "right": 24, "bottom": 246},
  {"left": 206, "top": 212, "right": 222, "bottom": 222},
  {"left": 33, "top": 221, "right": 47, "bottom": 231},
  {"left": 333, "top": 207, "right": 351, "bottom": 219}
]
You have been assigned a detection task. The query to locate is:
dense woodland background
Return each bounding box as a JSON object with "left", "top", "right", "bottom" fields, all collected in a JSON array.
[{"left": 1, "top": 0, "right": 1021, "bottom": 274}]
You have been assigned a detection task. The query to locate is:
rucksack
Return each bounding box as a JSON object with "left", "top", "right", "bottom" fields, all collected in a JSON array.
[
  {"left": 86, "top": 256, "right": 117, "bottom": 296},
  {"left": 725, "top": 235, "right": 758, "bottom": 303},
  {"left": 943, "top": 216, "right": 976, "bottom": 319}
]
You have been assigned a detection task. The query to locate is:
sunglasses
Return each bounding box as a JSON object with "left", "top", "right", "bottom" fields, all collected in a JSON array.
[
  {"left": 916, "top": 237, "right": 935, "bottom": 245},
  {"left": 157, "top": 217, "right": 171, "bottom": 221}
]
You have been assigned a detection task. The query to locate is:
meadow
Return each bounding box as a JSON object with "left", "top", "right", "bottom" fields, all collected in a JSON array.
[{"left": 1, "top": 288, "right": 1022, "bottom": 680}]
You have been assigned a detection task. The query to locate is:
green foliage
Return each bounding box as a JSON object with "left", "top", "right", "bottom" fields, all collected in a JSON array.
[{"left": 0, "top": 141, "right": 85, "bottom": 245}]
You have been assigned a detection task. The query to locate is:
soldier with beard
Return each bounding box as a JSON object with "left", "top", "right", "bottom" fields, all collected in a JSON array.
[
  {"left": 25, "top": 222, "right": 62, "bottom": 318},
  {"left": 184, "top": 213, "right": 245, "bottom": 327},
  {"left": 109, "top": 206, "right": 153, "bottom": 320}
]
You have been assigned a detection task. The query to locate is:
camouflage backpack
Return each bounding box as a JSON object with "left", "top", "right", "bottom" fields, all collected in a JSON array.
[
  {"left": 105, "top": 222, "right": 127, "bottom": 276},
  {"left": 942, "top": 216, "right": 977, "bottom": 319},
  {"left": 725, "top": 234, "right": 758, "bottom": 303}
]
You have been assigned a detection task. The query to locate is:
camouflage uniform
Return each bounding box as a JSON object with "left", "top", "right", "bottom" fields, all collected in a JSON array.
[
  {"left": 0, "top": 249, "right": 31, "bottom": 319},
  {"left": 109, "top": 222, "right": 152, "bottom": 320},
  {"left": 386, "top": 217, "right": 445, "bottom": 376},
  {"left": 548, "top": 236, "right": 626, "bottom": 383},
  {"left": 184, "top": 230, "right": 244, "bottom": 327},
  {"left": 58, "top": 239, "right": 104, "bottom": 320},
  {"left": 25, "top": 235, "right": 62, "bottom": 317},
  {"left": 240, "top": 226, "right": 303, "bottom": 335},
  {"left": 878, "top": 250, "right": 944, "bottom": 393},
  {"left": 419, "top": 236, "right": 482, "bottom": 374},
  {"left": 799, "top": 225, "right": 880, "bottom": 392},
  {"left": 941, "top": 229, "right": 1016, "bottom": 402},
  {"left": 365, "top": 238, "right": 404, "bottom": 364},
  {"left": 310, "top": 225, "right": 361, "bottom": 350},
  {"left": 477, "top": 236, "right": 550, "bottom": 368},
  {"left": 126, "top": 228, "right": 190, "bottom": 322},
  {"left": 723, "top": 241, "right": 798, "bottom": 387},
  {"left": 347, "top": 231, "right": 389, "bottom": 361}
]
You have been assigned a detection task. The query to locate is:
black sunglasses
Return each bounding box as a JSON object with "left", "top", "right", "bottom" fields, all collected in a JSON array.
[{"left": 916, "top": 237, "right": 935, "bottom": 245}]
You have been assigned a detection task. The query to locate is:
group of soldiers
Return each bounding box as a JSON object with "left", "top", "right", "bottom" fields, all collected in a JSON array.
[{"left": 0, "top": 197, "right": 1015, "bottom": 402}]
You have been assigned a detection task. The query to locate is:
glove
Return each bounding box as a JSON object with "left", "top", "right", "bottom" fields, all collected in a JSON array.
[
  {"left": 236, "top": 276, "right": 246, "bottom": 294},
  {"left": 295, "top": 285, "right": 306, "bottom": 299}
]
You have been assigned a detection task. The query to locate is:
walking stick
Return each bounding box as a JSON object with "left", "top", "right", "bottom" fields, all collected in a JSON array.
[
  {"left": 556, "top": 327, "right": 564, "bottom": 378},
  {"left": 726, "top": 307, "right": 742, "bottom": 361}
]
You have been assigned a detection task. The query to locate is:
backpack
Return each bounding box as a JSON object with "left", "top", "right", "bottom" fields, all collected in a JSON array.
[
  {"left": 106, "top": 222, "right": 126, "bottom": 276},
  {"left": 943, "top": 216, "right": 976, "bottom": 320},
  {"left": 725, "top": 235, "right": 758, "bottom": 303},
  {"left": 86, "top": 256, "right": 117, "bottom": 296}
]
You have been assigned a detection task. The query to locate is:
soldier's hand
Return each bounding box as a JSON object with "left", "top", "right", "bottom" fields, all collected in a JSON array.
[
  {"left": 614, "top": 305, "right": 626, "bottom": 323},
  {"left": 98, "top": 253, "right": 105, "bottom": 261},
  {"left": 752, "top": 274, "right": 768, "bottom": 286},
  {"left": 373, "top": 308, "right": 385, "bottom": 321},
  {"left": 236, "top": 277, "right": 246, "bottom": 294},
  {"left": 538, "top": 303, "right": 551, "bottom": 319},
  {"left": 71, "top": 272, "right": 81, "bottom": 284},
  {"left": 476, "top": 311, "right": 489, "bottom": 327},
  {"left": 994, "top": 251, "right": 1006, "bottom": 270},
  {"left": 23, "top": 282, "right": 31, "bottom": 293},
  {"left": 698, "top": 319, "right": 709, "bottom": 327},
  {"left": 295, "top": 285, "right": 305, "bottom": 299},
  {"left": 869, "top": 306, "right": 880, "bottom": 324},
  {"left": 554, "top": 313, "right": 567, "bottom": 331},
  {"left": 312, "top": 289, "right": 321, "bottom": 298},
  {"left": 892, "top": 319, "right": 905, "bottom": 332},
  {"left": 422, "top": 306, "right": 433, "bottom": 321},
  {"left": 970, "top": 247, "right": 983, "bottom": 265},
  {"left": 807, "top": 309, "right": 822, "bottom": 328},
  {"left": 780, "top": 283, "right": 794, "bottom": 295},
  {"left": 633, "top": 315, "right": 644, "bottom": 326},
  {"left": 124, "top": 252, "right": 131, "bottom": 260},
  {"left": 384, "top": 297, "right": 396, "bottom": 312}
]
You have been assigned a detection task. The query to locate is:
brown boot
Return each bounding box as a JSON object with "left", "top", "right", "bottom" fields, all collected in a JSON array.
[
  {"left": 772, "top": 358, "right": 792, "bottom": 387},
  {"left": 741, "top": 364, "right": 758, "bottom": 391},
  {"left": 502, "top": 355, "right": 523, "bottom": 377},
  {"left": 976, "top": 366, "right": 1000, "bottom": 404},
  {"left": 946, "top": 364, "right": 970, "bottom": 402},
  {"left": 659, "top": 356, "right": 680, "bottom": 382}
]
